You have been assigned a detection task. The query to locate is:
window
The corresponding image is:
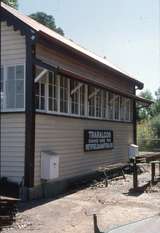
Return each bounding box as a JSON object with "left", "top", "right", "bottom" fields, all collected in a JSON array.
[
  {"left": 114, "top": 95, "right": 120, "bottom": 120},
  {"left": 34, "top": 66, "right": 132, "bottom": 122},
  {"left": 48, "top": 72, "right": 58, "bottom": 112},
  {"left": 6, "top": 65, "right": 24, "bottom": 109},
  {"left": 35, "top": 80, "right": 45, "bottom": 110},
  {"left": 60, "top": 75, "right": 68, "bottom": 113},
  {"left": 108, "top": 92, "right": 114, "bottom": 120},
  {"left": 0, "top": 67, "right": 4, "bottom": 109}
]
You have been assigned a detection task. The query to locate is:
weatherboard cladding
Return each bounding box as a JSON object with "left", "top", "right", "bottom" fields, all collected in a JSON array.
[
  {"left": 1, "top": 21, "right": 26, "bottom": 183},
  {"left": 0, "top": 114, "right": 25, "bottom": 183},
  {"left": 1, "top": 21, "right": 26, "bottom": 63},
  {"left": 34, "top": 114, "right": 133, "bottom": 185}
]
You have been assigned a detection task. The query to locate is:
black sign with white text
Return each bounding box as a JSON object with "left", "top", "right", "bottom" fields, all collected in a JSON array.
[{"left": 84, "top": 129, "right": 113, "bottom": 151}]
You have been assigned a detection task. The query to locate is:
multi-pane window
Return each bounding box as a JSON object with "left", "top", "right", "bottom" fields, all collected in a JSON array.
[
  {"left": 108, "top": 92, "right": 114, "bottom": 120},
  {"left": 48, "top": 72, "right": 58, "bottom": 112},
  {"left": 114, "top": 95, "right": 120, "bottom": 120},
  {"left": 0, "top": 67, "right": 4, "bottom": 109},
  {"left": 60, "top": 75, "right": 68, "bottom": 113},
  {"left": 6, "top": 65, "right": 24, "bottom": 109},
  {"left": 35, "top": 80, "right": 45, "bottom": 110},
  {"left": 34, "top": 70, "right": 132, "bottom": 122}
]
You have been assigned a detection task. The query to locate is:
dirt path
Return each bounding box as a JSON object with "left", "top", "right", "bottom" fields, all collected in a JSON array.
[{"left": 2, "top": 168, "right": 160, "bottom": 233}]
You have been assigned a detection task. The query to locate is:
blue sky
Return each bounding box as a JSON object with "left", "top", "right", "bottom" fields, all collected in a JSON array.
[{"left": 19, "top": 0, "right": 160, "bottom": 96}]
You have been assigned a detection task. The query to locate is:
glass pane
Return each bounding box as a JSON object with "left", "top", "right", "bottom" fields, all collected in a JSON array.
[
  {"left": 6, "top": 80, "right": 15, "bottom": 108},
  {"left": 41, "top": 83, "right": 45, "bottom": 96},
  {"left": 16, "top": 65, "right": 24, "bottom": 80},
  {"left": 16, "top": 94, "right": 24, "bottom": 108},
  {"left": 0, "top": 67, "right": 4, "bottom": 109},
  {"left": 108, "top": 93, "right": 114, "bottom": 120},
  {"left": 114, "top": 96, "right": 120, "bottom": 120},
  {"left": 8, "top": 66, "right": 15, "bottom": 80},
  {"left": 16, "top": 80, "right": 24, "bottom": 94},
  {"left": 0, "top": 67, "right": 4, "bottom": 92},
  {"left": 41, "top": 97, "right": 45, "bottom": 110}
]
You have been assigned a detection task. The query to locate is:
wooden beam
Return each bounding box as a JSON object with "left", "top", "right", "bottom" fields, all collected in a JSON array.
[
  {"left": 71, "top": 83, "right": 83, "bottom": 95},
  {"left": 34, "top": 69, "right": 47, "bottom": 83},
  {"left": 24, "top": 38, "right": 36, "bottom": 188}
]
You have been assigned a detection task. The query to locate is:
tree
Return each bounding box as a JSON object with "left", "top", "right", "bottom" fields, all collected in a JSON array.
[
  {"left": 2, "top": 0, "right": 18, "bottom": 9},
  {"left": 138, "top": 89, "right": 153, "bottom": 121},
  {"left": 29, "top": 12, "right": 64, "bottom": 36},
  {"left": 152, "top": 87, "right": 160, "bottom": 116}
]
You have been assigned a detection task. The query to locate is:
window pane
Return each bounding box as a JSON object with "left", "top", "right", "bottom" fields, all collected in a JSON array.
[
  {"left": 0, "top": 67, "right": 4, "bottom": 109},
  {"left": 88, "top": 86, "right": 95, "bottom": 117},
  {"left": 108, "top": 93, "right": 114, "bottom": 120},
  {"left": 102, "top": 91, "right": 106, "bottom": 118},
  {"left": 96, "top": 90, "right": 101, "bottom": 118},
  {"left": 16, "top": 94, "right": 24, "bottom": 108},
  {"left": 125, "top": 99, "right": 130, "bottom": 121},
  {"left": 70, "top": 79, "right": 79, "bottom": 115},
  {"left": 35, "top": 82, "right": 45, "bottom": 110},
  {"left": 120, "top": 97, "right": 125, "bottom": 120},
  {"left": 80, "top": 85, "right": 85, "bottom": 116},
  {"left": 114, "top": 95, "right": 120, "bottom": 120},
  {"left": 16, "top": 80, "right": 24, "bottom": 94},
  {"left": 8, "top": 66, "right": 15, "bottom": 80},
  {"left": 48, "top": 72, "right": 58, "bottom": 112},
  {"left": 60, "top": 75, "right": 68, "bottom": 113},
  {"left": 6, "top": 80, "right": 15, "bottom": 108},
  {"left": 16, "top": 65, "right": 24, "bottom": 80}
]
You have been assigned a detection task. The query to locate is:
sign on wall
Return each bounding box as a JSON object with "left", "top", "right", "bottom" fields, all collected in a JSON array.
[{"left": 84, "top": 129, "right": 113, "bottom": 151}]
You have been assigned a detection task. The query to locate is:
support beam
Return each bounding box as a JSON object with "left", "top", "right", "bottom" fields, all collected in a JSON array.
[
  {"left": 88, "top": 88, "right": 100, "bottom": 99},
  {"left": 34, "top": 69, "right": 47, "bottom": 83},
  {"left": 24, "top": 38, "right": 36, "bottom": 188},
  {"left": 71, "top": 83, "right": 83, "bottom": 95}
]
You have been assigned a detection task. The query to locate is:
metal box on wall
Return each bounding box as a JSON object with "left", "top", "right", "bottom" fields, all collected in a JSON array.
[{"left": 41, "top": 151, "right": 59, "bottom": 180}]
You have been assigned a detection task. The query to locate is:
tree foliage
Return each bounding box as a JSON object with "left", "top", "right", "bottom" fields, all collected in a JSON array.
[
  {"left": 138, "top": 87, "right": 160, "bottom": 150},
  {"left": 2, "top": 0, "right": 18, "bottom": 9},
  {"left": 138, "top": 89, "right": 154, "bottom": 120},
  {"left": 29, "top": 12, "right": 64, "bottom": 36}
]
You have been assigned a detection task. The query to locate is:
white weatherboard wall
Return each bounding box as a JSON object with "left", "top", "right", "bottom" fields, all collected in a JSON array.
[
  {"left": 1, "top": 22, "right": 26, "bottom": 183},
  {"left": 34, "top": 114, "right": 133, "bottom": 186},
  {"left": 0, "top": 114, "right": 25, "bottom": 183},
  {"left": 1, "top": 21, "right": 26, "bottom": 64}
]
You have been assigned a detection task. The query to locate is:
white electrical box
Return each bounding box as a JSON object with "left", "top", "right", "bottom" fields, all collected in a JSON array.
[
  {"left": 128, "top": 144, "right": 139, "bottom": 159},
  {"left": 41, "top": 151, "right": 59, "bottom": 180}
]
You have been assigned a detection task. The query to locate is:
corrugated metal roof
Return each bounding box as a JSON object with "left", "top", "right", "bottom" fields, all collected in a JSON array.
[{"left": 1, "top": 2, "right": 143, "bottom": 88}]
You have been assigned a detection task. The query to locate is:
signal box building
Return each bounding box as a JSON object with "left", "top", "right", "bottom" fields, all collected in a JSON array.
[{"left": 0, "top": 3, "right": 151, "bottom": 199}]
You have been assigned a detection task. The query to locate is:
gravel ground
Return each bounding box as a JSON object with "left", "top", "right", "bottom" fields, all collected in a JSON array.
[{"left": 2, "top": 166, "right": 160, "bottom": 233}]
